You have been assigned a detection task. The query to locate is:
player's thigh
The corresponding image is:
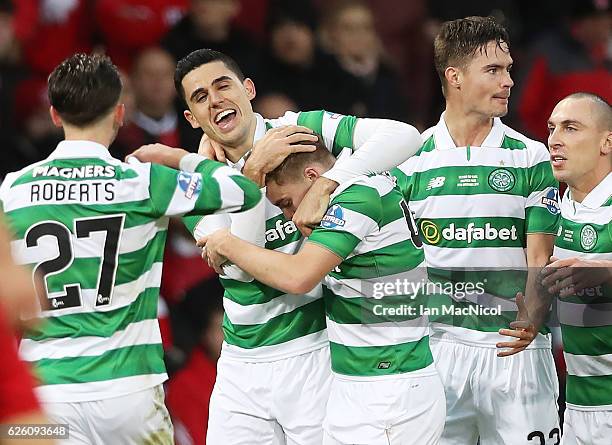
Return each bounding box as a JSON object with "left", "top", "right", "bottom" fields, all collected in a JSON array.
[
  {"left": 207, "top": 354, "right": 279, "bottom": 445},
  {"left": 479, "top": 349, "right": 560, "bottom": 445},
  {"left": 42, "top": 401, "right": 92, "bottom": 445},
  {"left": 324, "top": 372, "right": 445, "bottom": 445},
  {"left": 561, "top": 409, "right": 612, "bottom": 445},
  {"left": 430, "top": 340, "right": 479, "bottom": 445},
  {"left": 86, "top": 385, "right": 173, "bottom": 445},
  {"left": 275, "top": 346, "right": 331, "bottom": 445},
  {"left": 386, "top": 373, "right": 446, "bottom": 445}
]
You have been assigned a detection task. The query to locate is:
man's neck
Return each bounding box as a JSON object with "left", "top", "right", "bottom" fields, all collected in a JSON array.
[
  {"left": 63, "top": 128, "right": 113, "bottom": 148},
  {"left": 569, "top": 168, "right": 610, "bottom": 203},
  {"left": 444, "top": 102, "right": 494, "bottom": 147},
  {"left": 223, "top": 113, "right": 258, "bottom": 164}
]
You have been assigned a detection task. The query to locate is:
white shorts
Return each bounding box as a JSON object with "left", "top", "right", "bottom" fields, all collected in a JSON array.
[
  {"left": 43, "top": 385, "right": 173, "bottom": 445},
  {"left": 561, "top": 408, "right": 612, "bottom": 445},
  {"left": 431, "top": 339, "right": 560, "bottom": 445},
  {"left": 206, "top": 345, "right": 331, "bottom": 445},
  {"left": 322, "top": 369, "right": 446, "bottom": 445}
]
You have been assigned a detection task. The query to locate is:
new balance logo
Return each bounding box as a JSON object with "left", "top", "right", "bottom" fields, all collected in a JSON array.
[{"left": 427, "top": 176, "right": 445, "bottom": 190}]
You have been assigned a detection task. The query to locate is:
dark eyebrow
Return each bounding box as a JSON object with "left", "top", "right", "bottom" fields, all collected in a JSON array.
[
  {"left": 548, "top": 119, "right": 584, "bottom": 127},
  {"left": 189, "top": 76, "right": 234, "bottom": 102}
]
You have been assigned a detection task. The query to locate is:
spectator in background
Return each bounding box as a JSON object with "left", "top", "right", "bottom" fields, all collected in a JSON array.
[
  {"left": 166, "top": 279, "right": 224, "bottom": 445},
  {"left": 254, "top": 1, "right": 352, "bottom": 116},
  {"left": 162, "top": 0, "right": 260, "bottom": 76},
  {"left": 12, "top": 78, "right": 63, "bottom": 163},
  {"left": 515, "top": 0, "right": 611, "bottom": 141},
  {"left": 12, "top": 0, "right": 92, "bottom": 75},
  {"left": 111, "top": 47, "right": 199, "bottom": 159},
  {"left": 95, "top": 0, "right": 188, "bottom": 70},
  {"left": 0, "top": 0, "right": 40, "bottom": 179},
  {"left": 320, "top": 0, "right": 409, "bottom": 120}
]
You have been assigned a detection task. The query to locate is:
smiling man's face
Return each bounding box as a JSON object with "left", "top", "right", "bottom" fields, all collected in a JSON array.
[{"left": 182, "top": 60, "right": 256, "bottom": 148}]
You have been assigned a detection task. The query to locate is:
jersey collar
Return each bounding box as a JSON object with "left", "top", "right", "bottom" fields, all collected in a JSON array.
[
  {"left": 47, "top": 140, "right": 113, "bottom": 160},
  {"left": 226, "top": 113, "right": 266, "bottom": 171},
  {"left": 576, "top": 172, "right": 612, "bottom": 209},
  {"left": 435, "top": 113, "right": 505, "bottom": 149}
]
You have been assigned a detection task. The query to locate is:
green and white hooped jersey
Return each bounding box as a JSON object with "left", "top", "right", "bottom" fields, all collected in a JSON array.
[
  {"left": 184, "top": 111, "right": 358, "bottom": 361},
  {"left": 0, "top": 141, "right": 260, "bottom": 402},
  {"left": 554, "top": 173, "right": 612, "bottom": 411},
  {"left": 307, "top": 174, "right": 435, "bottom": 379},
  {"left": 392, "top": 115, "right": 560, "bottom": 347}
]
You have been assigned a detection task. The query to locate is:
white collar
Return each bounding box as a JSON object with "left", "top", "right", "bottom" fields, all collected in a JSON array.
[
  {"left": 434, "top": 113, "right": 505, "bottom": 149},
  {"left": 570, "top": 172, "right": 612, "bottom": 209},
  {"left": 47, "top": 140, "right": 113, "bottom": 160}
]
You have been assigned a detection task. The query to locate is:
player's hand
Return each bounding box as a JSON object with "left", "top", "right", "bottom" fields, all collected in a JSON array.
[
  {"left": 197, "top": 229, "right": 231, "bottom": 274},
  {"left": 128, "top": 144, "right": 190, "bottom": 169},
  {"left": 496, "top": 292, "right": 537, "bottom": 357},
  {"left": 292, "top": 177, "right": 338, "bottom": 237},
  {"left": 198, "top": 133, "right": 226, "bottom": 162},
  {"left": 243, "top": 126, "right": 318, "bottom": 186},
  {"left": 540, "top": 256, "right": 612, "bottom": 298}
]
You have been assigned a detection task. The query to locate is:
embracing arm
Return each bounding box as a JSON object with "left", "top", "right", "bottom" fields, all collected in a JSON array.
[
  {"left": 322, "top": 118, "right": 423, "bottom": 184},
  {"left": 201, "top": 231, "right": 341, "bottom": 295}
]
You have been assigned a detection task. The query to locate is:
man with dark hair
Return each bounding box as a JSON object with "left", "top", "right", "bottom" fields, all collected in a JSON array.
[
  {"left": 539, "top": 92, "right": 611, "bottom": 445},
  {"left": 200, "top": 142, "right": 445, "bottom": 445},
  {"left": 0, "top": 53, "right": 261, "bottom": 444},
  {"left": 393, "top": 16, "right": 561, "bottom": 443},
  {"left": 132, "top": 47, "right": 423, "bottom": 444}
]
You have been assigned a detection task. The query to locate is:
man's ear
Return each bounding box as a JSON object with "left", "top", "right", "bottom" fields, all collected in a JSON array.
[
  {"left": 445, "top": 66, "right": 461, "bottom": 91},
  {"left": 184, "top": 110, "right": 201, "bottom": 129},
  {"left": 601, "top": 130, "right": 612, "bottom": 156},
  {"left": 244, "top": 78, "right": 256, "bottom": 101},
  {"left": 304, "top": 166, "right": 320, "bottom": 182},
  {"left": 114, "top": 103, "right": 125, "bottom": 127},
  {"left": 49, "top": 106, "right": 63, "bottom": 128}
]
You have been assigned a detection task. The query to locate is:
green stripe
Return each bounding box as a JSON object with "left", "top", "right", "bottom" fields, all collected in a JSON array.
[
  {"left": 220, "top": 278, "right": 285, "bottom": 305},
  {"left": 329, "top": 239, "right": 425, "bottom": 280},
  {"left": 417, "top": 135, "right": 436, "bottom": 155},
  {"left": 390, "top": 167, "right": 412, "bottom": 201},
  {"left": 31, "top": 343, "right": 165, "bottom": 385},
  {"left": 329, "top": 337, "right": 433, "bottom": 376},
  {"left": 427, "top": 294, "right": 518, "bottom": 331},
  {"left": 416, "top": 216, "right": 525, "bottom": 248},
  {"left": 332, "top": 115, "right": 357, "bottom": 156},
  {"left": 24, "top": 287, "right": 159, "bottom": 341},
  {"left": 428, "top": 267, "right": 527, "bottom": 299},
  {"left": 526, "top": 206, "right": 559, "bottom": 234},
  {"left": 222, "top": 299, "right": 326, "bottom": 349},
  {"left": 561, "top": 325, "right": 612, "bottom": 356},
  {"left": 232, "top": 175, "right": 261, "bottom": 211},
  {"left": 379, "top": 189, "right": 404, "bottom": 227},
  {"left": 42, "top": 231, "right": 166, "bottom": 292},
  {"left": 566, "top": 374, "right": 612, "bottom": 407},
  {"left": 501, "top": 135, "right": 527, "bottom": 150},
  {"left": 329, "top": 184, "right": 382, "bottom": 225},
  {"left": 297, "top": 111, "right": 323, "bottom": 135},
  {"left": 308, "top": 230, "right": 361, "bottom": 260},
  {"left": 555, "top": 218, "right": 611, "bottom": 254}
]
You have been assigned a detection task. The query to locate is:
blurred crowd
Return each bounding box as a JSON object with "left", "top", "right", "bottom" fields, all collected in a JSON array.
[{"left": 0, "top": 0, "right": 609, "bottom": 444}]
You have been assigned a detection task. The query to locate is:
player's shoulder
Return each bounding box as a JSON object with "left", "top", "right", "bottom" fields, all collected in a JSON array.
[
  {"left": 499, "top": 123, "right": 548, "bottom": 156},
  {"left": 331, "top": 175, "right": 389, "bottom": 217},
  {"left": 0, "top": 158, "right": 52, "bottom": 196}
]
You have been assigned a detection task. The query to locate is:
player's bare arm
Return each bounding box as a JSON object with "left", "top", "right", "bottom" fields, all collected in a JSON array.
[
  {"left": 541, "top": 256, "right": 612, "bottom": 296},
  {"left": 199, "top": 229, "right": 341, "bottom": 295},
  {"left": 497, "top": 233, "right": 555, "bottom": 356}
]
